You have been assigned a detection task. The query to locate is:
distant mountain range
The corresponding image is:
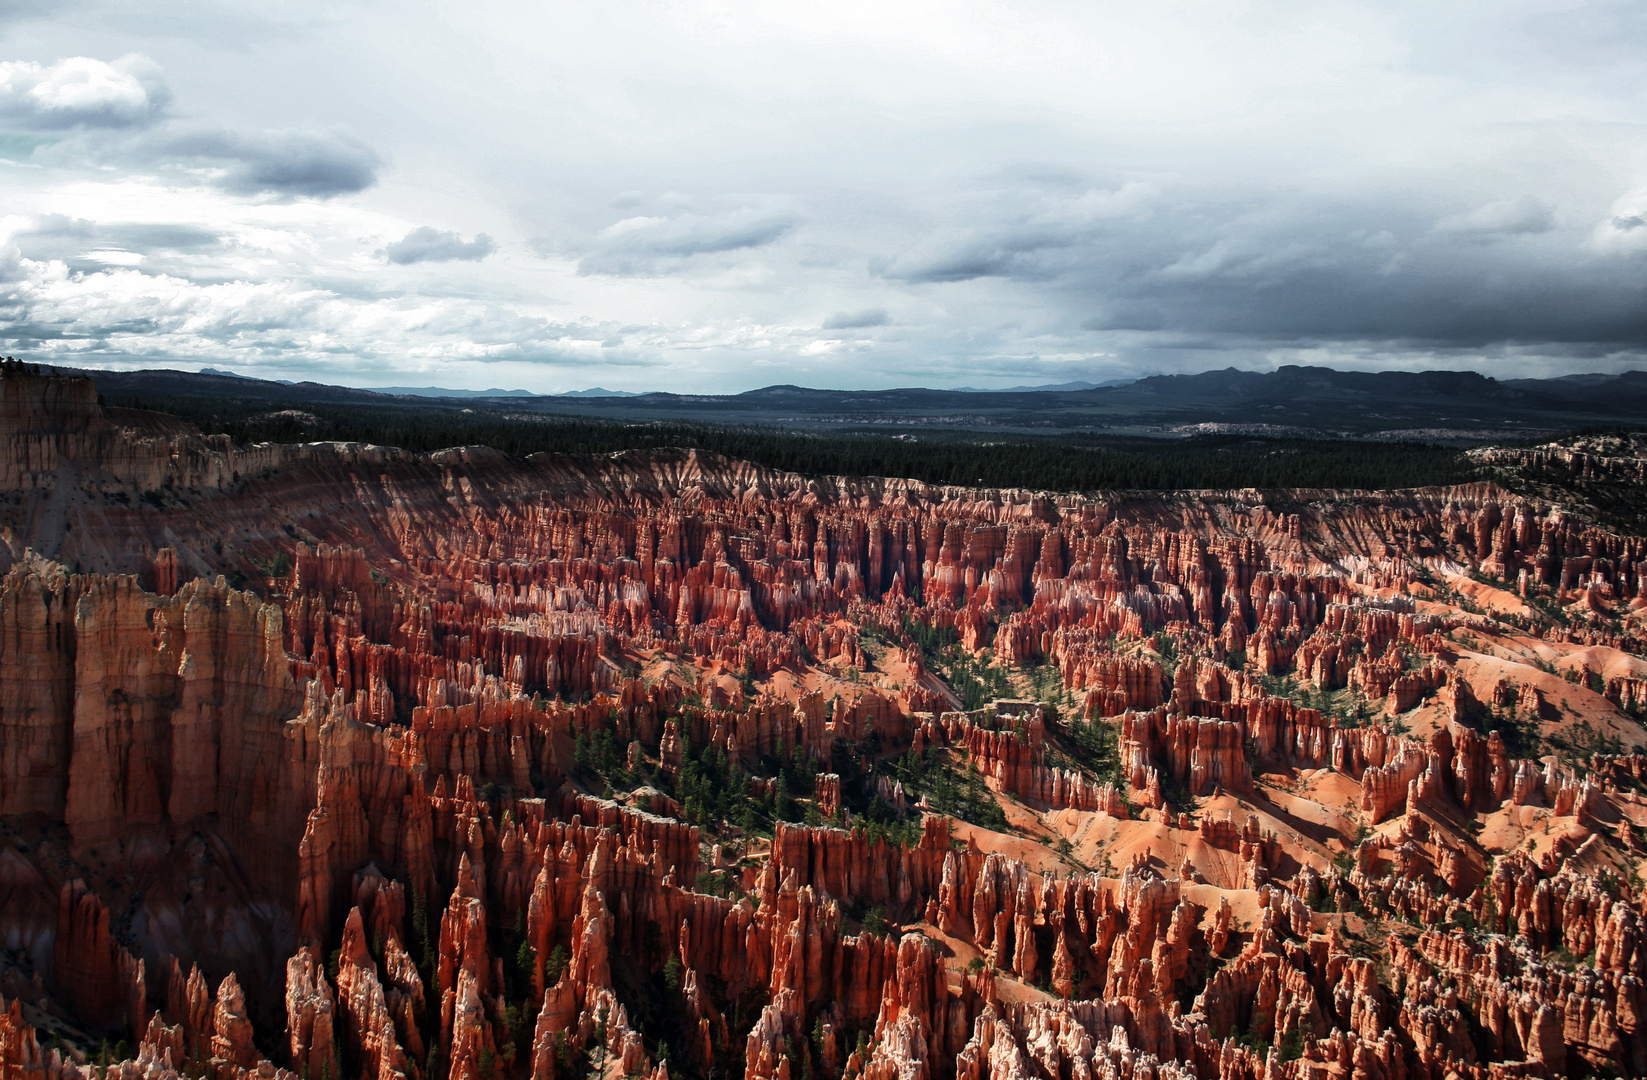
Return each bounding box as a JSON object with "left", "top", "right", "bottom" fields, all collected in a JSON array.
[
  {"left": 63, "top": 363, "right": 1647, "bottom": 443},
  {"left": 554, "top": 387, "right": 640, "bottom": 398},
  {"left": 953, "top": 379, "right": 1133, "bottom": 392},
  {"left": 200, "top": 367, "right": 1124, "bottom": 398},
  {"left": 202, "top": 368, "right": 638, "bottom": 399},
  {"left": 367, "top": 385, "right": 639, "bottom": 399},
  {"left": 371, "top": 385, "right": 538, "bottom": 398}
]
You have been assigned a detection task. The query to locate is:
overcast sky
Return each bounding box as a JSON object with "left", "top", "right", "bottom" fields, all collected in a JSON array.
[{"left": 1, "top": 1, "right": 1646, "bottom": 393}]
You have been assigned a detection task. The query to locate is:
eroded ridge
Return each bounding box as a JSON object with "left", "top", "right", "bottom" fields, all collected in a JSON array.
[{"left": 2, "top": 372, "right": 1646, "bottom": 1080}]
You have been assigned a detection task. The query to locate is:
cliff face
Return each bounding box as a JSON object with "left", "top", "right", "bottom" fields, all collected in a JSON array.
[
  {"left": 0, "top": 564, "right": 307, "bottom": 836},
  {"left": 3, "top": 372, "right": 1647, "bottom": 1080}
]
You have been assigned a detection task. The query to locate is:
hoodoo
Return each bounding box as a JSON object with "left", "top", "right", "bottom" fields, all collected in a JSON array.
[{"left": 2, "top": 369, "right": 1646, "bottom": 1080}]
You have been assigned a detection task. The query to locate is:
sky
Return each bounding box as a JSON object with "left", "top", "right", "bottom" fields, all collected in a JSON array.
[{"left": 1, "top": 1, "right": 1646, "bottom": 393}]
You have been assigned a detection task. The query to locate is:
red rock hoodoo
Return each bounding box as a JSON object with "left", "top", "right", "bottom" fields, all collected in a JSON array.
[{"left": 2, "top": 370, "right": 1646, "bottom": 1080}]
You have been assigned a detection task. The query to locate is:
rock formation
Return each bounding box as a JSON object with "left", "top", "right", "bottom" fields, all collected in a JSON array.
[{"left": 1, "top": 370, "right": 1646, "bottom": 1080}]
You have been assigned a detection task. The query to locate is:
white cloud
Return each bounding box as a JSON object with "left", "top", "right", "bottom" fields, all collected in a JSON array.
[
  {"left": 0, "top": 248, "right": 615, "bottom": 369},
  {"left": 1586, "top": 187, "right": 1647, "bottom": 255},
  {"left": 1028, "top": 183, "right": 1159, "bottom": 228},
  {"left": 0, "top": 55, "right": 167, "bottom": 129},
  {"left": 1436, "top": 196, "right": 1555, "bottom": 239}
]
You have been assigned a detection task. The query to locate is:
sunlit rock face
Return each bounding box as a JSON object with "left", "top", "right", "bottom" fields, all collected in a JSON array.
[{"left": 3, "top": 370, "right": 1647, "bottom": 1080}]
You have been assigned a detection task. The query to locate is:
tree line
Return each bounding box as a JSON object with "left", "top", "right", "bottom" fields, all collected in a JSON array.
[{"left": 106, "top": 392, "right": 1481, "bottom": 493}]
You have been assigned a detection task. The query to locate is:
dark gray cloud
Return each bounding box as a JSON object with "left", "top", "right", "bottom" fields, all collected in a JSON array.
[
  {"left": 874, "top": 184, "right": 1155, "bottom": 284},
  {"left": 1087, "top": 261, "right": 1647, "bottom": 349},
  {"left": 383, "top": 227, "right": 495, "bottom": 264},
  {"left": 822, "top": 308, "right": 887, "bottom": 330},
  {"left": 873, "top": 180, "right": 1647, "bottom": 355},
  {"left": 162, "top": 127, "right": 379, "bottom": 197}
]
